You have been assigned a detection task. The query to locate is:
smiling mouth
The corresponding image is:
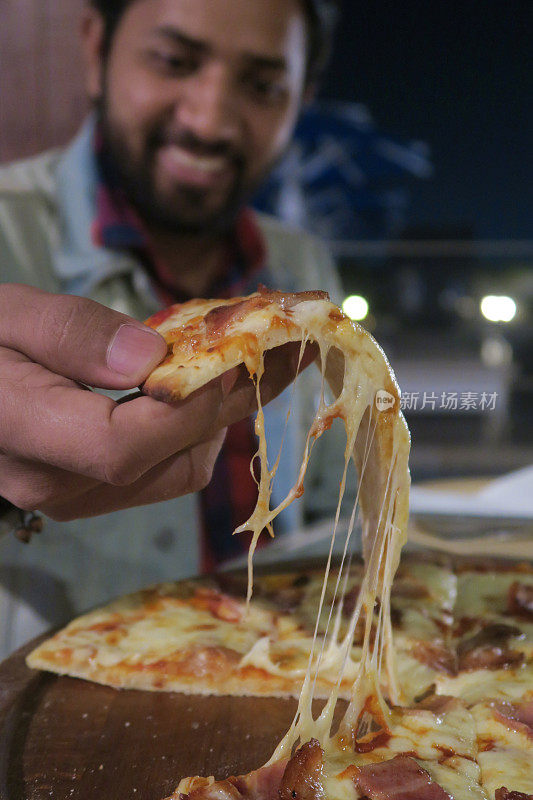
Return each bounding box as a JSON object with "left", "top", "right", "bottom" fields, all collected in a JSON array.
[{"left": 158, "top": 144, "right": 235, "bottom": 188}]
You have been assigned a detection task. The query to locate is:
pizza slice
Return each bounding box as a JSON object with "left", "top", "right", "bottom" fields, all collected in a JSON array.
[
  {"left": 27, "top": 570, "right": 350, "bottom": 698},
  {"left": 141, "top": 285, "right": 411, "bottom": 581},
  {"left": 26, "top": 558, "right": 445, "bottom": 700}
]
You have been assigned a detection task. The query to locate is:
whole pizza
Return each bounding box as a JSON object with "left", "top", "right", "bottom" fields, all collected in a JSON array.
[
  {"left": 25, "top": 288, "right": 533, "bottom": 800},
  {"left": 27, "top": 556, "right": 533, "bottom": 799}
]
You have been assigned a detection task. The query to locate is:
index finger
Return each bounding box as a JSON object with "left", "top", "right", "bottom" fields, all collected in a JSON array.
[{"left": 0, "top": 348, "right": 223, "bottom": 484}]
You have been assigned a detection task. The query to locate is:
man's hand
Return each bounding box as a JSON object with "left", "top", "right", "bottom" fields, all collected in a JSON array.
[{"left": 0, "top": 284, "right": 313, "bottom": 521}]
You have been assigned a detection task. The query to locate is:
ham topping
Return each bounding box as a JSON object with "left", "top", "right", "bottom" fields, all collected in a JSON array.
[
  {"left": 256, "top": 285, "right": 330, "bottom": 310},
  {"left": 205, "top": 297, "right": 270, "bottom": 337},
  {"left": 492, "top": 700, "right": 533, "bottom": 737},
  {"left": 231, "top": 759, "right": 289, "bottom": 800},
  {"left": 495, "top": 789, "right": 533, "bottom": 800},
  {"left": 508, "top": 582, "right": 533, "bottom": 619},
  {"left": 178, "top": 760, "right": 288, "bottom": 800},
  {"left": 279, "top": 739, "right": 325, "bottom": 800},
  {"left": 413, "top": 623, "right": 524, "bottom": 673},
  {"left": 458, "top": 646, "right": 524, "bottom": 671},
  {"left": 355, "top": 755, "right": 452, "bottom": 800},
  {"left": 194, "top": 588, "right": 244, "bottom": 623},
  {"left": 391, "top": 581, "right": 430, "bottom": 600},
  {"left": 457, "top": 623, "right": 522, "bottom": 655},
  {"left": 204, "top": 287, "right": 330, "bottom": 338},
  {"left": 413, "top": 642, "right": 457, "bottom": 675},
  {"left": 457, "top": 623, "right": 524, "bottom": 671},
  {"left": 353, "top": 729, "right": 391, "bottom": 753},
  {"left": 416, "top": 694, "right": 463, "bottom": 715}
]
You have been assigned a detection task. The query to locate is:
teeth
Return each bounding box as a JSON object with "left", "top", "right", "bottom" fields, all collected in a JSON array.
[{"left": 166, "top": 146, "right": 227, "bottom": 173}]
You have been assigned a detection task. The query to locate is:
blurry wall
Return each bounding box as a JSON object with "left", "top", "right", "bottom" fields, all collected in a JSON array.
[{"left": 0, "top": 0, "right": 87, "bottom": 162}]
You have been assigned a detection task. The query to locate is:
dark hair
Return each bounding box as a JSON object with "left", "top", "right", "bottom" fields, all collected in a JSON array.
[
  {"left": 89, "top": 0, "right": 339, "bottom": 85},
  {"left": 301, "top": 0, "right": 339, "bottom": 84}
]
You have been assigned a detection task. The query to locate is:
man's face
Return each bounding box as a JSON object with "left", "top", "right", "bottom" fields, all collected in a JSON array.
[{"left": 87, "top": 0, "right": 308, "bottom": 234}]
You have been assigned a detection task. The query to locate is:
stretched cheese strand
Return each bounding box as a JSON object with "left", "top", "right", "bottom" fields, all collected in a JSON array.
[
  {"left": 235, "top": 300, "right": 410, "bottom": 591},
  {"left": 230, "top": 300, "right": 411, "bottom": 758},
  {"left": 269, "top": 397, "right": 407, "bottom": 762},
  {"left": 239, "top": 337, "right": 312, "bottom": 603}
]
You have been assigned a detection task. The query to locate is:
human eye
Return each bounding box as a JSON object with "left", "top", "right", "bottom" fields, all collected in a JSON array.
[
  {"left": 243, "top": 73, "right": 287, "bottom": 105},
  {"left": 145, "top": 47, "right": 198, "bottom": 77}
]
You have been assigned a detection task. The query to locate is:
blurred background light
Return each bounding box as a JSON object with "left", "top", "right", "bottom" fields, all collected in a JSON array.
[
  {"left": 480, "top": 295, "right": 517, "bottom": 323},
  {"left": 481, "top": 335, "right": 513, "bottom": 368},
  {"left": 343, "top": 294, "right": 369, "bottom": 321}
]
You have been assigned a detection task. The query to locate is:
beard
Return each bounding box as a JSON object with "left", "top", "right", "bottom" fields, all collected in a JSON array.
[{"left": 96, "top": 98, "right": 256, "bottom": 237}]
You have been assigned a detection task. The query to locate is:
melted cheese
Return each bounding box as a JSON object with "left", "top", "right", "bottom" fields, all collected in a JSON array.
[
  {"left": 472, "top": 704, "right": 533, "bottom": 797},
  {"left": 436, "top": 665, "right": 533, "bottom": 705},
  {"left": 152, "top": 293, "right": 532, "bottom": 790},
  {"left": 476, "top": 750, "right": 533, "bottom": 796},
  {"left": 423, "top": 761, "right": 489, "bottom": 800},
  {"left": 321, "top": 704, "right": 487, "bottom": 800},
  {"left": 219, "top": 298, "right": 411, "bottom": 760},
  {"left": 470, "top": 703, "right": 533, "bottom": 795},
  {"left": 28, "top": 582, "right": 274, "bottom": 669},
  {"left": 455, "top": 572, "right": 533, "bottom": 620}
]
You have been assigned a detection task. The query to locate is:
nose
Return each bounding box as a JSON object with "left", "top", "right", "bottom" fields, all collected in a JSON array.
[{"left": 177, "top": 63, "right": 240, "bottom": 145}]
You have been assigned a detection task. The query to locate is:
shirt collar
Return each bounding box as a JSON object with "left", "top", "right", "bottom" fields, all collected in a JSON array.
[{"left": 53, "top": 116, "right": 144, "bottom": 297}]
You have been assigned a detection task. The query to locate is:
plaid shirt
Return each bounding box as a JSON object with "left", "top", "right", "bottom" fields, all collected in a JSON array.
[{"left": 93, "top": 151, "right": 266, "bottom": 572}]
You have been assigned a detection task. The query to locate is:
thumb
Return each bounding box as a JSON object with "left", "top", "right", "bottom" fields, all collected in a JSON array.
[{"left": 0, "top": 284, "right": 167, "bottom": 389}]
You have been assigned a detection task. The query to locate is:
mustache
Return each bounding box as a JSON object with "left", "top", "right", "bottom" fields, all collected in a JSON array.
[{"left": 149, "top": 127, "right": 244, "bottom": 165}]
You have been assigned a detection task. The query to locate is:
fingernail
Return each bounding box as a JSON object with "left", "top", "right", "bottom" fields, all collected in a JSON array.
[{"left": 107, "top": 324, "right": 166, "bottom": 379}]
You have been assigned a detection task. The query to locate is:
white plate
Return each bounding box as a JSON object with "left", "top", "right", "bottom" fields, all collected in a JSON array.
[{"left": 409, "top": 465, "right": 533, "bottom": 522}]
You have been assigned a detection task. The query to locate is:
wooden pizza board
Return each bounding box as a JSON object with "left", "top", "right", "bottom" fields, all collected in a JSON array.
[{"left": 0, "top": 633, "right": 337, "bottom": 800}]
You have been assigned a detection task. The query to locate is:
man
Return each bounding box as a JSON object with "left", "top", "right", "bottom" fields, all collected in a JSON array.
[{"left": 0, "top": 0, "right": 341, "bottom": 656}]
